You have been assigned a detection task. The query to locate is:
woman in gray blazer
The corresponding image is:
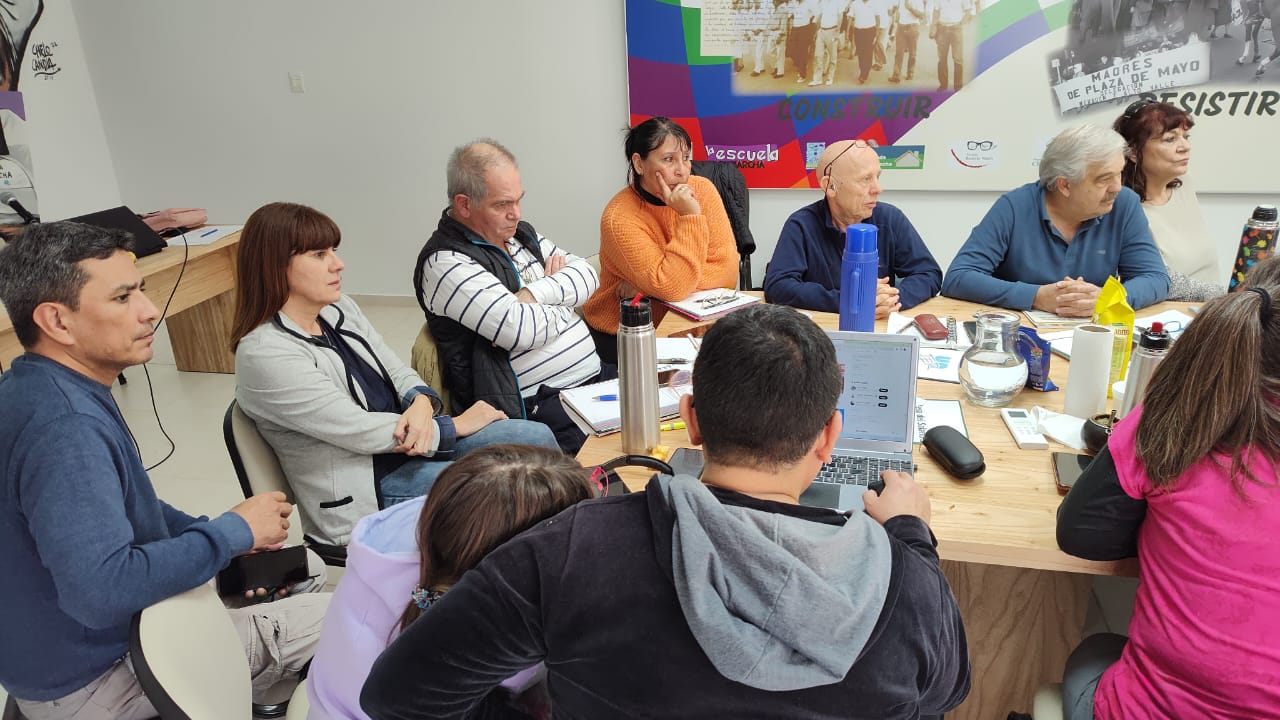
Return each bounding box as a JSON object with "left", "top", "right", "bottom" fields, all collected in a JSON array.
[{"left": 230, "top": 202, "right": 558, "bottom": 547}]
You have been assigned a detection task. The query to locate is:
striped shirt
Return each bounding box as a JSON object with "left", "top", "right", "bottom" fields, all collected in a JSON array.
[{"left": 421, "top": 233, "right": 601, "bottom": 398}]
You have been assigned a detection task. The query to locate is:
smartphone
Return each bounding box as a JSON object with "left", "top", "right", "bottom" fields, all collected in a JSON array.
[
  {"left": 216, "top": 546, "right": 310, "bottom": 596},
  {"left": 913, "top": 313, "right": 949, "bottom": 341},
  {"left": 668, "top": 447, "right": 705, "bottom": 478},
  {"left": 963, "top": 321, "right": 977, "bottom": 344},
  {"left": 1052, "top": 452, "right": 1092, "bottom": 495},
  {"left": 668, "top": 323, "right": 714, "bottom": 339}
]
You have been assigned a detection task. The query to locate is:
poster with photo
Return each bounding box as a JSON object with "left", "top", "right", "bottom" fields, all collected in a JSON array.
[
  {"left": 1047, "top": 0, "right": 1277, "bottom": 113},
  {"left": 625, "top": 0, "right": 1278, "bottom": 192}
]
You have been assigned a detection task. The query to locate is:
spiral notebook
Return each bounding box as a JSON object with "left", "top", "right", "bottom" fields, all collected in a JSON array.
[{"left": 560, "top": 380, "right": 686, "bottom": 436}]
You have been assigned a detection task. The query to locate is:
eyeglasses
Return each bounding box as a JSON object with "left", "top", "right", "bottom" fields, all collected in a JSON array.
[
  {"left": 695, "top": 289, "right": 740, "bottom": 309},
  {"left": 967, "top": 140, "right": 994, "bottom": 150},
  {"left": 820, "top": 139, "right": 878, "bottom": 178},
  {"left": 1121, "top": 98, "right": 1157, "bottom": 121}
]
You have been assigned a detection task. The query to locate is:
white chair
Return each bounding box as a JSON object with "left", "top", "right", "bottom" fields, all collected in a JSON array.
[
  {"left": 129, "top": 582, "right": 253, "bottom": 719},
  {"left": 223, "top": 400, "right": 346, "bottom": 567},
  {"left": 1033, "top": 682, "right": 1065, "bottom": 720},
  {"left": 284, "top": 680, "right": 309, "bottom": 720}
]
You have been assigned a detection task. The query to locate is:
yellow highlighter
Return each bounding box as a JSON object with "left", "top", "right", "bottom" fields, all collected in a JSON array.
[{"left": 659, "top": 421, "right": 686, "bottom": 432}]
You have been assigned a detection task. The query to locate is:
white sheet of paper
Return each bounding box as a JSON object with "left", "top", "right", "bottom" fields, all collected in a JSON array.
[
  {"left": 914, "top": 399, "right": 968, "bottom": 444},
  {"left": 168, "top": 224, "right": 242, "bottom": 246},
  {"left": 918, "top": 348, "right": 964, "bottom": 384}
]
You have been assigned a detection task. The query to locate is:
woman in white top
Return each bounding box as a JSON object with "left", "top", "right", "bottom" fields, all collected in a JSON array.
[{"left": 1113, "top": 99, "right": 1224, "bottom": 301}]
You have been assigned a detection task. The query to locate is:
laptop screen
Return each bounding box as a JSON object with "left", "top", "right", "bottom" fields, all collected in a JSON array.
[{"left": 826, "top": 330, "right": 919, "bottom": 448}]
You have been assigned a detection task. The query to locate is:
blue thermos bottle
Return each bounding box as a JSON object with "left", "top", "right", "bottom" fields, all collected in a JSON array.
[{"left": 839, "top": 223, "right": 879, "bottom": 331}]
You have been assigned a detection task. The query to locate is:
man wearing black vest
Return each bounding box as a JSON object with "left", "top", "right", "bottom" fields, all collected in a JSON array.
[{"left": 414, "top": 140, "right": 608, "bottom": 454}]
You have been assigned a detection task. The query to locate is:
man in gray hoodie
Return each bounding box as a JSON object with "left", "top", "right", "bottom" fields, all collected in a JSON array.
[{"left": 360, "top": 303, "right": 971, "bottom": 719}]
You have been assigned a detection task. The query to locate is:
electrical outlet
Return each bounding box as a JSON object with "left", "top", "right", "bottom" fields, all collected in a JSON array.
[{"left": 288, "top": 71, "right": 305, "bottom": 94}]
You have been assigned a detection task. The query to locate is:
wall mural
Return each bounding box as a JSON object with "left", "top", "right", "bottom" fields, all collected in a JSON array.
[{"left": 625, "top": 0, "right": 1278, "bottom": 190}]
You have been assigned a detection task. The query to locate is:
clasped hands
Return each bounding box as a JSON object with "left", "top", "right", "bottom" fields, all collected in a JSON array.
[
  {"left": 394, "top": 395, "right": 506, "bottom": 456},
  {"left": 875, "top": 277, "right": 901, "bottom": 319},
  {"left": 1034, "top": 276, "right": 1101, "bottom": 318}
]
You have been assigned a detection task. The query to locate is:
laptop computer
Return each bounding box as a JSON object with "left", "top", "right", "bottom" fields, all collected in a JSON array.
[
  {"left": 63, "top": 206, "right": 168, "bottom": 258},
  {"left": 799, "top": 330, "right": 920, "bottom": 513}
]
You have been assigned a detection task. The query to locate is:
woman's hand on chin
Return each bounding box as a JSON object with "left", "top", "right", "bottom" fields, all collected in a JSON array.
[
  {"left": 662, "top": 182, "right": 701, "bottom": 217},
  {"left": 453, "top": 400, "right": 508, "bottom": 438}
]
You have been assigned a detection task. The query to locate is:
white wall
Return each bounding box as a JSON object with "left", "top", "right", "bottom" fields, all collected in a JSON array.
[
  {"left": 71, "top": 1, "right": 1268, "bottom": 296},
  {"left": 15, "top": 0, "right": 119, "bottom": 219},
  {"left": 71, "top": 1, "right": 629, "bottom": 296}
]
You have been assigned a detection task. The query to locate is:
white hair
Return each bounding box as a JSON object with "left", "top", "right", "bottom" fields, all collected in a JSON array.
[{"left": 1038, "top": 124, "right": 1126, "bottom": 190}]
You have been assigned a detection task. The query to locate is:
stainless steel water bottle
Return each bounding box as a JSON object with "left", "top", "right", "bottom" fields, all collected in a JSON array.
[
  {"left": 1115, "top": 321, "right": 1171, "bottom": 419},
  {"left": 618, "top": 297, "right": 660, "bottom": 454}
]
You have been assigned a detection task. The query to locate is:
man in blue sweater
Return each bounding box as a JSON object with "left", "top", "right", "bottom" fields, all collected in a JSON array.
[
  {"left": 941, "top": 124, "right": 1169, "bottom": 315},
  {"left": 764, "top": 139, "right": 942, "bottom": 315},
  {"left": 0, "top": 222, "right": 328, "bottom": 719}
]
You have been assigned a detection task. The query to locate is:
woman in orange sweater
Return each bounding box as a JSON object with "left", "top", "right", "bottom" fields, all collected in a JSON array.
[{"left": 583, "top": 117, "right": 739, "bottom": 363}]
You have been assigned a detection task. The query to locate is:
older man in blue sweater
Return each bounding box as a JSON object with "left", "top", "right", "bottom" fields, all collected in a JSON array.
[
  {"left": 765, "top": 139, "right": 942, "bottom": 316},
  {"left": 0, "top": 222, "right": 328, "bottom": 719},
  {"left": 942, "top": 124, "right": 1169, "bottom": 315}
]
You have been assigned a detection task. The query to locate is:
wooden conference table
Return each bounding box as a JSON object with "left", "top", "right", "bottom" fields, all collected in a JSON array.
[
  {"left": 0, "top": 231, "right": 242, "bottom": 373},
  {"left": 578, "top": 295, "right": 1188, "bottom": 720}
]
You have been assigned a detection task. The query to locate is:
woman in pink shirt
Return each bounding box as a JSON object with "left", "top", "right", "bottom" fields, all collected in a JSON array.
[{"left": 1056, "top": 256, "right": 1280, "bottom": 720}]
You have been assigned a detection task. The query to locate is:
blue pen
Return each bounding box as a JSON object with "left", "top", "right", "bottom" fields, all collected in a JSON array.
[
  {"left": 592, "top": 394, "right": 618, "bottom": 402},
  {"left": 200, "top": 228, "right": 218, "bottom": 238}
]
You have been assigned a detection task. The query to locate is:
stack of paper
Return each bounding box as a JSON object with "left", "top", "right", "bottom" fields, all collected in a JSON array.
[
  {"left": 1022, "top": 309, "right": 1092, "bottom": 331},
  {"left": 561, "top": 338, "right": 698, "bottom": 436},
  {"left": 560, "top": 379, "right": 687, "bottom": 436}
]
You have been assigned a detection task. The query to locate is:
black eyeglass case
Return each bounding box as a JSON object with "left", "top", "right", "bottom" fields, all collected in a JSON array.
[{"left": 922, "top": 426, "right": 986, "bottom": 480}]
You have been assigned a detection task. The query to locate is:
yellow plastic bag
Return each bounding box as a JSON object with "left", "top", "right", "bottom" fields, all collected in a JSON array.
[{"left": 1093, "top": 276, "right": 1134, "bottom": 394}]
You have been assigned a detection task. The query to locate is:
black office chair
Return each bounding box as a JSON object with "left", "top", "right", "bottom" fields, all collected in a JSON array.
[
  {"left": 222, "top": 401, "right": 347, "bottom": 567},
  {"left": 691, "top": 160, "right": 757, "bottom": 290},
  {"left": 3, "top": 695, "right": 24, "bottom": 720}
]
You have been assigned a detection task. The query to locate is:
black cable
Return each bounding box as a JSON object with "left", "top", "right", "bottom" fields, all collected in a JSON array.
[{"left": 120, "top": 228, "right": 190, "bottom": 472}]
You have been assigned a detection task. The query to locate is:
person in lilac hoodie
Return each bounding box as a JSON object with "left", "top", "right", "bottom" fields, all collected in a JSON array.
[{"left": 307, "top": 444, "right": 595, "bottom": 719}]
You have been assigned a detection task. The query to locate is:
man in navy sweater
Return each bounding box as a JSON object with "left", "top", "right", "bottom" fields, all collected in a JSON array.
[
  {"left": 0, "top": 222, "right": 328, "bottom": 719},
  {"left": 764, "top": 139, "right": 942, "bottom": 315}
]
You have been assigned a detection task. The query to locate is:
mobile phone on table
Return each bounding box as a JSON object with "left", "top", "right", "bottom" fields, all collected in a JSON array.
[
  {"left": 1052, "top": 452, "right": 1092, "bottom": 495},
  {"left": 216, "top": 545, "right": 310, "bottom": 597},
  {"left": 668, "top": 447, "right": 705, "bottom": 478}
]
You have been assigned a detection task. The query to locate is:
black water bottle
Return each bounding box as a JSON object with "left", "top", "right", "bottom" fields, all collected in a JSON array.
[{"left": 1229, "top": 205, "right": 1278, "bottom": 291}]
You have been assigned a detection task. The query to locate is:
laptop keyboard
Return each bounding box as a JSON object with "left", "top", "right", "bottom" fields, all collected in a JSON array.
[{"left": 816, "top": 456, "right": 914, "bottom": 486}]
